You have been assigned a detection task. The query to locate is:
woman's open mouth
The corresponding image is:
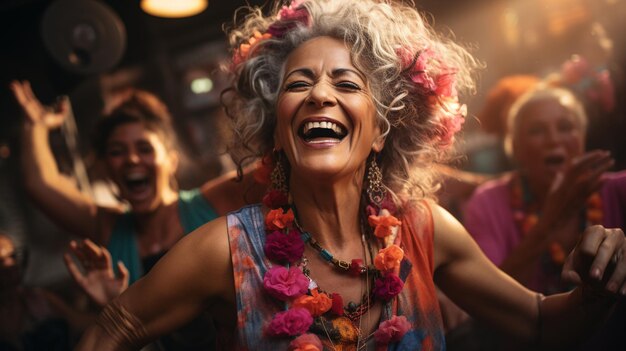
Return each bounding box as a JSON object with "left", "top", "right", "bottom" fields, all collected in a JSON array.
[
  {"left": 123, "top": 171, "right": 152, "bottom": 200},
  {"left": 298, "top": 119, "right": 347, "bottom": 144}
]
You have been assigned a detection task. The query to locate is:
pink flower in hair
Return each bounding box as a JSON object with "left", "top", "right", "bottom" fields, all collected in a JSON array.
[
  {"left": 266, "top": 307, "right": 313, "bottom": 337},
  {"left": 561, "top": 55, "right": 590, "bottom": 84},
  {"left": 374, "top": 315, "right": 412, "bottom": 344},
  {"left": 269, "top": 0, "right": 310, "bottom": 37},
  {"left": 409, "top": 49, "right": 437, "bottom": 93},
  {"left": 434, "top": 96, "right": 466, "bottom": 148}
]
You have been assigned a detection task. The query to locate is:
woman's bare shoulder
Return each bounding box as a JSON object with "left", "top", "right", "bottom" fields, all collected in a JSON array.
[{"left": 152, "top": 216, "right": 233, "bottom": 299}]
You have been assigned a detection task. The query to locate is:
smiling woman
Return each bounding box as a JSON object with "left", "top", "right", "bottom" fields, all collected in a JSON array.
[
  {"left": 75, "top": 1, "right": 626, "bottom": 350},
  {"left": 465, "top": 86, "right": 625, "bottom": 294},
  {"left": 11, "top": 82, "right": 266, "bottom": 349}
]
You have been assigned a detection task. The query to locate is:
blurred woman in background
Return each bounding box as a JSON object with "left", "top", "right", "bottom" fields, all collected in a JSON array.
[{"left": 11, "top": 81, "right": 265, "bottom": 349}]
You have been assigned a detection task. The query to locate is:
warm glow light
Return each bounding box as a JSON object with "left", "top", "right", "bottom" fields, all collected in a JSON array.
[
  {"left": 191, "top": 77, "right": 213, "bottom": 94},
  {"left": 141, "top": 0, "right": 208, "bottom": 18}
]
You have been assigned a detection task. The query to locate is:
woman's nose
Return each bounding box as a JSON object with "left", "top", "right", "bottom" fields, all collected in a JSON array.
[
  {"left": 306, "top": 82, "right": 337, "bottom": 108},
  {"left": 546, "top": 127, "right": 562, "bottom": 145},
  {"left": 126, "top": 150, "right": 140, "bottom": 164}
]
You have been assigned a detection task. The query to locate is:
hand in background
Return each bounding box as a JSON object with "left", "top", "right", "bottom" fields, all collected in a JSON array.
[
  {"left": 541, "top": 150, "right": 614, "bottom": 229},
  {"left": 10, "top": 80, "right": 69, "bottom": 129},
  {"left": 64, "top": 239, "right": 129, "bottom": 307},
  {"left": 563, "top": 225, "right": 626, "bottom": 296}
]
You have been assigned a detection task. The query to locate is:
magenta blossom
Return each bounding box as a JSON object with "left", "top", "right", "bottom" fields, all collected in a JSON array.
[
  {"left": 434, "top": 97, "right": 466, "bottom": 148},
  {"left": 373, "top": 273, "right": 404, "bottom": 301},
  {"left": 561, "top": 55, "right": 590, "bottom": 84},
  {"left": 264, "top": 229, "right": 305, "bottom": 263},
  {"left": 374, "top": 315, "right": 412, "bottom": 344},
  {"left": 268, "top": 0, "right": 310, "bottom": 38},
  {"left": 266, "top": 307, "right": 313, "bottom": 337},
  {"left": 263, "top": 266, "right": 309, "bottom": 301}
]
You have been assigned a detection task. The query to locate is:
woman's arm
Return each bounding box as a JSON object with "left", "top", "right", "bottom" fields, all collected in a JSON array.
[
  {"left": 12, "top": 80, "right": 116, "bottom": 239},
  {"left": 76, "top": 216, "right": 233, "bottom": 350},
  {"left": 432, "top": 204, "right": 623, "bottom": 348}
]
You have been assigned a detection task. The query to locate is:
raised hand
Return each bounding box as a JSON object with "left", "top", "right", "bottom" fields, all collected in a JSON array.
[
  {"left": 10, "top": 80, "right": 69, "bottom": 129},
  {"left": 541, "top": 150, "right": 614, "bottom": 228},
  {"left": 562, "top": 225, "right": 626, "bottom": 296},
  {"left": 64, "top": 239, "right": 129, "bottom": 306}
]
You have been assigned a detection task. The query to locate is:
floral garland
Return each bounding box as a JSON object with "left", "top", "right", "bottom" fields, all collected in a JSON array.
[
  {"left": 510, "top": 173, "right": 603, "bottom": 265},
  {"left": 261, "top": 188, "right": 411, "bottom": 349}
]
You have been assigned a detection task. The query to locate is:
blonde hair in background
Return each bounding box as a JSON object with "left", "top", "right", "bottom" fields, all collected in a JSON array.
[{"left": 504, "top": 85, "right": 587, "bottom": 158}]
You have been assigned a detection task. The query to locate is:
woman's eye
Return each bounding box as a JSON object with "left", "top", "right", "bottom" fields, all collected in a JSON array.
[
  {"left": 336, "top": 81, "right": 360, "bottom": 90},
  {"left": 526, "top": 126, "right": 545, "bottom": 136},
  {"left": 138, "top": 145, "right": 154, "bottom": 154},
  {"left": 106, "top": 148, "right": 124, "bottom": 157},
  {"left": 284, "top": 81, "right": 309, "bottom": 91}
]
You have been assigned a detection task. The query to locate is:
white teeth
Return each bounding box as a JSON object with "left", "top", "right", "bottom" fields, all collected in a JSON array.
[{"left": 303, "top": 121, "right": 346, "bottom": 136}]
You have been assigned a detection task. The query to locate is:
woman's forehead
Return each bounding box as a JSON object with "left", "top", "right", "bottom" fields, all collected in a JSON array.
[{"left": 283, "top": 36, "right": 355, "bottom": 73}]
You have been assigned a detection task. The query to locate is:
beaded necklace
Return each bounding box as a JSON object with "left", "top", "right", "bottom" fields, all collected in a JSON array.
[
  {"left": 261, "top": 189, "right": 412, "bottom": 350},
  {"left": 510, "top": 173, "right": 603, "bottom": 265}
]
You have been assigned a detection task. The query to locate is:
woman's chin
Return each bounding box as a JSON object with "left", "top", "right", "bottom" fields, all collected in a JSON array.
[{"left": 124, "top": 192, "right": 159, "bottom": 213}]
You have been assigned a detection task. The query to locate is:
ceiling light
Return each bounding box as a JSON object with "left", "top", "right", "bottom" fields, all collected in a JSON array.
[{"left": 141, "top": 0, "right": 208, "bottom": 18}]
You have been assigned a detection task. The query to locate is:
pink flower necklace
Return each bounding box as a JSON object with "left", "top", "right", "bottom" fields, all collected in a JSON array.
[{"left": 261, "top": 189, "right": 412, "bottom": 350}]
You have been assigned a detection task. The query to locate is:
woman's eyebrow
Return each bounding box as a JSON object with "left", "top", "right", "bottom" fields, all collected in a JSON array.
[{"left": 284, "top": 68, "right": 315, "bottom": 80}]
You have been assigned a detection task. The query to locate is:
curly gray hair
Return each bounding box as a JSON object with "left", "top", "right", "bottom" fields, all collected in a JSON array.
[{"left": 222, "top": 0, "right": 480, "bottom": 198}]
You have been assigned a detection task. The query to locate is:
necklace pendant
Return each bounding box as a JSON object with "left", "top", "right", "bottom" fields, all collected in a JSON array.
[
  {"left": 346, "top": 301, "right": 358, "bottom": 312},
  {"left": 337, "top": 260, "right": 350, "bottom": 271}
]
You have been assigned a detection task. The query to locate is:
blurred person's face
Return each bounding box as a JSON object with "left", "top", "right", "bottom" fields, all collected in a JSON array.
[
  {"left": 275, "top": 36, "right": 383, "bottom": 182},
  {"left": 513, "top": 98, "right": 584, "bottom": 189},
  {"left": 104, "top": 122, "right": 178, "bottom": 213}
]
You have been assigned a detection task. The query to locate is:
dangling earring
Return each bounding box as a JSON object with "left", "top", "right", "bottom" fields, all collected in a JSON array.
[
  {"left": 366, "top": 153, "right": 386, "bottom": 207},
  {"left": 270, "top": 150, "right": 289, "bottom": 195}
]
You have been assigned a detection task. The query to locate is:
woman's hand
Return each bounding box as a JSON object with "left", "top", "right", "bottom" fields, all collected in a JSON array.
[
  {"left": 541, "top": 150, "right": 614, "bottom": 229},
  {"left": 64, "top": 239, "right": 129, "bottom": 307},
  {"left": 562, "top": 225, "right": 626, "bottom": 296},
  {"left": 10, "top": 80, "right": 69, "bottom": 129}
]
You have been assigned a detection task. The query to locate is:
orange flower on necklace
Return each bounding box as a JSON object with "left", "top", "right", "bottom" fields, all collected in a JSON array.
[
  {"left": 265, "top": 208, "right": 295, "bottom": 230},
  {"left": 375, "top": 244, "right": 404, "bottom": 273},
  {"left": 292, "top": 288, "right": 332, "bottom": 317},
  {"left": 368, "top": 213, "right": 402, "bottom": 238}
]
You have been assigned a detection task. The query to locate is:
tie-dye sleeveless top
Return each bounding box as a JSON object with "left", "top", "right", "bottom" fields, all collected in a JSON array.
[{"left": 227, "top": 202, "right": 445, "bottom": 351}]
